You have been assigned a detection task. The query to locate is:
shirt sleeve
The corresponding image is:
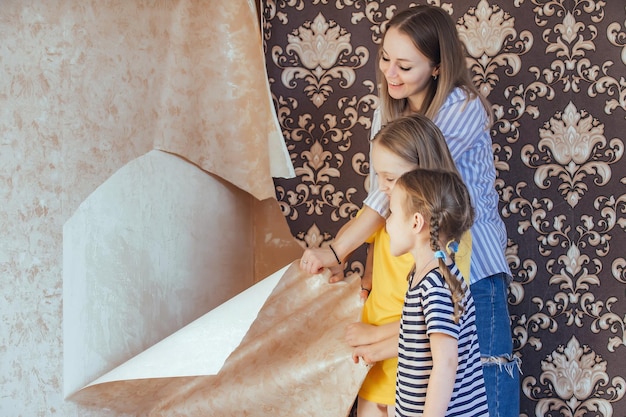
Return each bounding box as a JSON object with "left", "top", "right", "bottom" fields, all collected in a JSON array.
[
  {"left": 423, "top": 276, "right": 459, "bottom": 339},
  {"left": 433, "top": 91, "right": 489, "bottom": 162},
  {"left": 367, "top": 108, "right": 381, "bottom": 193},
  {"left": 363, "top": 108, "right": 390, "bottom": 217},
  {"left": 363, "top": 187, "right": 389, "bottom": 218}
]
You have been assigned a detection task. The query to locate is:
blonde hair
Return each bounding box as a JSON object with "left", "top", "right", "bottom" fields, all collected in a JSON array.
[
  {"left": 371, "top": 114, "right": 458, "bottom": 174},
  {"left": 377, "top": 5, "right": 492, "bottom": 126},
  {"left": 396, "top": 169, "right": 475, "bottom": 322}
]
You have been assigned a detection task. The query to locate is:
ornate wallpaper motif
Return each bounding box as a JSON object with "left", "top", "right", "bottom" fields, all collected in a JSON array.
[{"left": 263, "top": 1, "right": 626, "bottom": 415}]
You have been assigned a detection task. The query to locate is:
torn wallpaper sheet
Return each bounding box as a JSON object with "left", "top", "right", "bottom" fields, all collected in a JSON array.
[
  {"left": 68, "top": 261, "right": 369, "bottom": 416},
  {"left": 152, "top": 0, "right": 295, "bottom": 201}
]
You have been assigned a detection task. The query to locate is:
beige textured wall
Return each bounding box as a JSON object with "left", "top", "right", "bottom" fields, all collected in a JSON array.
[{"left": 0, "top": 1, "right": 301, "bottom": 415}]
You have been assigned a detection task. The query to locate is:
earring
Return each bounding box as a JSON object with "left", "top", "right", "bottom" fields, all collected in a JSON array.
[{"left": 433, "top": 74, "right": 438, "bottom": 81}]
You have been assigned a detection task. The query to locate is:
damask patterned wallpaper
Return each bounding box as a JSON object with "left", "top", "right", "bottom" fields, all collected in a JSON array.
[{"left": 263, "top": 1, "right": 626, "bottom": 415}]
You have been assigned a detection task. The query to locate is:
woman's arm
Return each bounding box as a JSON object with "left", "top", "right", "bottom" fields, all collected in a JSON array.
[
  {"left": 300, "top": 206, "right": 384, "bottom": 277},
  {"left": 423, "top": 332, "right": 458, "bottom": 417}
]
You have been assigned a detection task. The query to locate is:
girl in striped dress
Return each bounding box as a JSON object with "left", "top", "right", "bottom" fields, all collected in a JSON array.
[{"left": 386, "top": 169, "right": 489, "bottom": 417}]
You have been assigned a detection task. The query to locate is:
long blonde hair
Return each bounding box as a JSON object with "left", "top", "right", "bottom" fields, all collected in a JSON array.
[
  {"left": 396, "top": 169, "right": 475, "bottom": 322},
  {"left": 371, "top": 114, "right": 458, "bottom": 174},
  {"left": 377, "top": 5, "right": 491, "bottom": 125}
]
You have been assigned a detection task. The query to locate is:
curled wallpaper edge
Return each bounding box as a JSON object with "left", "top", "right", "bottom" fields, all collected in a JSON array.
[
  {"left": 62, "top": 150, "right": 257, "bottom": 399},
  {"left": 64, "top": 263, "right": 289, "bottom": 413},
  {"left": 260, "top": 9, "right": 295, "bottom": 181},
  {"left": 67, "top": 262, "right": 369, "bottom": 417},
  {"left": 85, "top": 263, "right": 289, "bottom": 388}
]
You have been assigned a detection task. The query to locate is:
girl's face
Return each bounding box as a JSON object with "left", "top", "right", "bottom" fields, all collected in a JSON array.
[
  {"left": 372, "top": 141, "right": 418, "bottom": 198},
  {"left": 379, "top": 27, "right": 438, "bottom": 112},
  {"left": 386, "top": 186, "right": 414, "bottom": 257}
]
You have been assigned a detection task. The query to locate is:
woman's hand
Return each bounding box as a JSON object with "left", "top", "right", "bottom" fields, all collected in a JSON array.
[
  {"left": 327, "top": 262, "right": 345, "bottom": 283},
  {"left": 300, "top": 247, "right": 337, "bottom": 275},
  {"left": 300, "top": 207, "right": 385, "bottom": 277}
]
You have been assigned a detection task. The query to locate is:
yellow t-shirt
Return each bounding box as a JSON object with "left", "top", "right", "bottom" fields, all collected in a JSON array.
[
  {"left": 358, "top": 220, "right": 472, "bottom": 405},
  {"left": 358, "top": 226, "right": 413, "bottom": 404}
]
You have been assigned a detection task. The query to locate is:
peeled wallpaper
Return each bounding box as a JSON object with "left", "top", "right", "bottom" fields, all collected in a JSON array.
[
  {"left": 263, "top": 1, "right": 626, "bottom": 416},
  {"left": 67, "top": 263, "right": 369, "bottom": 417},
  {"left": 1, "top": 0, "right": 297, "bottom": 416},
  {"left": 62, "top": 150, "right": 257, "bottom": 398}
]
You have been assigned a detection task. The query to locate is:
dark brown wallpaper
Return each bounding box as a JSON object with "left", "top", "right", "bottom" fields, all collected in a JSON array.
[{"left": 263, "top": 1, "right": 626, "bottom": 415}]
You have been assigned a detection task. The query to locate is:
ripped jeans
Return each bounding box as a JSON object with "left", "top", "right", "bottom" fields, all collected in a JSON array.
[{"left": 470, "top": 273, "right": 521, "bottom": 417}]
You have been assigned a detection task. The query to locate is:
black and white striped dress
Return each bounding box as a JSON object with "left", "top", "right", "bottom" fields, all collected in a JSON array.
[{"left": 395, "top": 263, "right": 489, "bottom": 417}]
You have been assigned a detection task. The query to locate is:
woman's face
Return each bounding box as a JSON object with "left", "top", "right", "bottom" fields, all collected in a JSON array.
[
  {"left": 372, "top": 141, "right": 418, "bottom": 198},
  {"left": 379, "top": 27, "right": 438, "bottom": 112}
]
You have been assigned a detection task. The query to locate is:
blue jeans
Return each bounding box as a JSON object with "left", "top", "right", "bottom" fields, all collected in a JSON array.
[{"left": 470, "top": 274, "right": 521, "bottom": 417}]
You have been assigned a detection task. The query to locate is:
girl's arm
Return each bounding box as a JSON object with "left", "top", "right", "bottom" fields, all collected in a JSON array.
[
  {"left": 347, "top": 321, "right": 400, "bottom": 365},
  {"left": 423, "top": 332, "right": 458, "bottom": 417},
  {"left": 345, "top": 320, "right": 400, "bottom": 347},
  {"left": 300, "top": 206, "right": 384, "bottom": 278},
  {"left": 360, "top": 243, "right": 374, "bottom": 300},
  {"left": 350, "top": 330, "right": 400, "bottom": 365}
]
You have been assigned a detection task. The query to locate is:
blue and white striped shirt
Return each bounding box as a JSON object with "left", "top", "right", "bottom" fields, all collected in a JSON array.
[
  {"left": 364, "top": 88, "right": 510, "bottom": 283},
  {"left": 396, "top": 264, "right": 489, "bottom": 417}
]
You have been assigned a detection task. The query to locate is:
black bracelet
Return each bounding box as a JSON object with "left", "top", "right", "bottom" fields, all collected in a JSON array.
[
  {"left": 329, "top": 244, "right": 342, "bottom": 265},
  {"left": 361, "top": 287, "right": 371, "bottom": 295}
]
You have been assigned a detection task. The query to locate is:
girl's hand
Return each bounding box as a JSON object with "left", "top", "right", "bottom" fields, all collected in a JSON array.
[
  {"left": 351, "top": 336, "right": 400, "bottom": 364},
  {"left": 345, "top": 322, "right": 377, "bottom": 347},
  {"left": 360, "top": 269, "right": 372, "bottom": 301},
  {"left": 359, "top": 287, "right": 371, "bottom": 302},
  {"left": 360, "top": 242, "right": 373, "bottom": 301},
  {"left": 351, "top": 345, "right": 377, "bottom": 365}
]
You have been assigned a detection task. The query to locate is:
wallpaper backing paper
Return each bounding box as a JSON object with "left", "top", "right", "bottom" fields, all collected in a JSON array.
[
  {"left": 62, "top": 150, "right": 257, "bottom": 398},
  {"left": 68, "top": 262, "right": 368, "bottom": 417}
]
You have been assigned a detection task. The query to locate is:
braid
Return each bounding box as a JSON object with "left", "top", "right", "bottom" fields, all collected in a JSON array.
[
  {"left": 430, "top": 210, "right": 465, "bottom": 323},
  {"left": 429, "top": 212, "right": 441, "bottom": 253},
  {"left": 447, "top": 267, "right": 466, "bottom": 324}
]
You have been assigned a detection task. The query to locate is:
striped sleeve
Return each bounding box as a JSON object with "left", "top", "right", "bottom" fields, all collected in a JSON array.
[
  {"left": 363, "top": 108, "right": 390, "bottom": 217},
  {"left": 363, "top": 188, "right": 389, "bottom": 218},
  {"left": 422, "top": 276, "right": 459, "bottom": 339}
]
